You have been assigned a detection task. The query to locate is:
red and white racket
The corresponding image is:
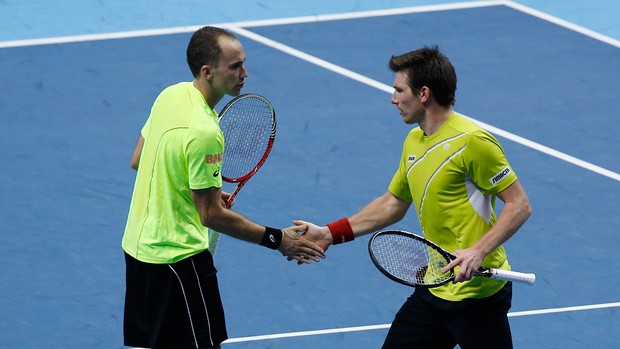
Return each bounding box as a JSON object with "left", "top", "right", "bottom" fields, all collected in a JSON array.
[{"left": 209, "top": 94, "right": 277, "bottom": 255}]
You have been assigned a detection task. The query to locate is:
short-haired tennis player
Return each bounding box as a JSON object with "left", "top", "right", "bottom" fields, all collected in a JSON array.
[
  {"left": 121, "top": 26, "right": 325, "bottom": 349},
  {"left": 297, "top": 46, "right": 531, "bottom": 348}
]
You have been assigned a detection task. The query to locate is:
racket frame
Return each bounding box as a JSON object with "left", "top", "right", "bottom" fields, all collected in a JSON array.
[
  {"left": 369, "top": 230, "right": 536, "bottom": 287},
  {"left": 369, "top": 230, "right": 455, "bottom": 288},
  {"left": 209, "top": 93, "right": 277, "bottom": 255},
  {"left": 217, "top": 93, "right": 276, "bottom": 207}
]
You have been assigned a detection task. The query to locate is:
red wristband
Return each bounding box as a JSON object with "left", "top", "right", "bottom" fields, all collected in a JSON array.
[{"left": 326, "top": 218, "right": 354, "bottom": 245}]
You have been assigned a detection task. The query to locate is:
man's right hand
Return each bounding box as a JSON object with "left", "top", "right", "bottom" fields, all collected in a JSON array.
[{"left": 278, "top": 227, "right": 325, "bottom": 264}]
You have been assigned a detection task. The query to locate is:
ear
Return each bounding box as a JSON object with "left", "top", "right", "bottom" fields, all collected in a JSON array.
[
  {"left": 419, "top": 86, "right": 431, "bottom": 103},
  {"left": 201, "top": 64, "right": 213, "bottom": 80}
]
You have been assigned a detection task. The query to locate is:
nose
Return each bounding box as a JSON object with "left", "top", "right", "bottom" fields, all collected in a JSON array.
[
  {"left": 240, "top": 65, "right": 249, "bottom": 79},
  {"left": 390, "top": 92, "right": 397, "bottom": 105}
]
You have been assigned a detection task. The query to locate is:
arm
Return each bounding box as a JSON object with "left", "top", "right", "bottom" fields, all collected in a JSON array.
[
  {"left": 295, "top": 190, "right": 411, "bottom": 251},
  {"left": 130, "top": 135, "right": 145, "bottom": 170},
  {"left": 192, "top": 187, "right": 325, "bottom": 263},
  {"left": 348, "top": 190, "right": 411, "bottom": 234},
  {"left": 444, "top": 179, "right": 532, "bottom": 282}
]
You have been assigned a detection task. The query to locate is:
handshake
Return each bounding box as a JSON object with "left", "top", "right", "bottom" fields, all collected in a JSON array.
[{"left": 276, "top": 218, "right": 354, "bottom": 264}]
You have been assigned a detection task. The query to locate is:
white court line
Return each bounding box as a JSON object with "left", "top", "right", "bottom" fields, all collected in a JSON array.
[
  {"left": 224, "top": 302, "right": 620, "bottom": 343},
  {"left": 225, "top": 10, "right": 620, "bottom": 343},
  {"left": 229, "top": 0, "right": 505, "bottom": 28},
  {"left": 2, "top": 5, "right": 615, "bottom": 179},
  {"left": 227, "top": 25, "right": 620, "bottom": 182},
  {"left": 1, "top": 1, "right": 614, "bottom": 345},
  {"left": 0, "top": 1, "right": 505, "bottom": 48},
  {"left": 504, "top": 1, "right": 620, "bottom": 48},
  {"left": 3, "top": 0, "right": 620, "bottom": 49}
]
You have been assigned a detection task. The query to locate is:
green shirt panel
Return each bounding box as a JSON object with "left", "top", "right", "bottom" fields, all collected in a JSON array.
[
  {"left": 388, "top": 113, "right": 518, "bottom": 301},
  {"left": 122, "top": 82, "right": 224, "bottom": 264}
]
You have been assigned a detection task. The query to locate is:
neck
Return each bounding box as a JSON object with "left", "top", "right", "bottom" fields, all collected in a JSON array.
[
  {"left": 419, "top": 106, "right": 453, "bottom": 136},
  {"left": 193, "top": 79, "right": 223, "bottom": 108}
]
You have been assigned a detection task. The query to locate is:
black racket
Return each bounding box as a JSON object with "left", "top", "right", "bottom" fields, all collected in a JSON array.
[
  {"left": 208, "top": 93, "right": 277, "bottom": 255},
  {"left": 368, "top": 230, "right": 536, "bottom": 288}
]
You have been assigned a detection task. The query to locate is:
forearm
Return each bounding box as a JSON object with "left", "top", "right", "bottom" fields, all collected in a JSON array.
[
  {"left": 476, "top": 202, "right": 530, "bottom": 255},
  {"left": 348, "top": 194, "right": 408, "bottom": 236},
  {"left": 327, "top": 191, "right": 410, "bottom": 244},
  {"left": 130, "top": 135, "right": 144, "bottom": 170},
  {"left": 473, "top": 183, "right": 532, "bottom": 256},
  {"left": 203, "top": 203, "right": 266, "bottom": 244},
  {"left": 192, "top": 188, "right": 266, "bottom": 244},
  {"left": 192, "top": 186, "right": 324, "bottom": 263}
]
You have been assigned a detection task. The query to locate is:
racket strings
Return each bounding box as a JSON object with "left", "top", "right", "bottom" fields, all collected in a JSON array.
[
  {"left": 372, "top": 234, "right": 452, "bottom": 286},
  {"left": 219, "top": 98, "right": 274, "bottom": 180}
]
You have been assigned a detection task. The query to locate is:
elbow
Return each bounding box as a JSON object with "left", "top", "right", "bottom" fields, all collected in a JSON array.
[
  {"left": 199, "top": 211, "right": 212, "bottom": 228},
  {"left": 197, "top": 208, "right": 210, "bottom": 227},
  {"left": 190, "top": 188, "right": 224, "bottom": 229},
  {"left": 521, "top": 198, "right": 533, "bottom": 221},
  {"left": 130, "top": 154, "right": 140, "bottom": 170},
  {"left": 198, "top": 204, "right": 224, "bottom": 229}
]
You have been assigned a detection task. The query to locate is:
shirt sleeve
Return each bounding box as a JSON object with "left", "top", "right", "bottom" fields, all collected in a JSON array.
[
  {"left": 388, "top": 139, "right": 413, "bottom": 202},
  {"left": 185, "top": 124, "right": 224, "bottom": 190},
  {"left": 464, "top": 130, "right": 517, "bottom": 195},
  {"left": 140, "top": 115, "right": 152, "bottom": 139}
]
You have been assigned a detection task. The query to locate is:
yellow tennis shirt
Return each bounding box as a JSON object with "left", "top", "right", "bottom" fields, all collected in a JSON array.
[
  {"left": 122, "top": 82, "right": 223, "bottom": 264},
  {"left": 388, "top": 113, "right": 517, "bottom": 301}
]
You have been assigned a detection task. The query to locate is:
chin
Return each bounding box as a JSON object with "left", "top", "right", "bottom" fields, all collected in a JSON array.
[{"left": 402, "top": 117, "right": 417, "bottom": 125}]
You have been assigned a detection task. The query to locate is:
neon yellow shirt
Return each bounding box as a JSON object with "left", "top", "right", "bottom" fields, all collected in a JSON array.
[
  {"left": 122, "top": 82, "right": 223, "bottom": 264},
  {"left": 388, "top": 113, "right": 517, "bottom": 301}
]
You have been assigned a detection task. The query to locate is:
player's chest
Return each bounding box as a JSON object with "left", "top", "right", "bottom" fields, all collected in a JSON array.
[{"left": 405, "top": 138, "right": 468, "bottom": 197}]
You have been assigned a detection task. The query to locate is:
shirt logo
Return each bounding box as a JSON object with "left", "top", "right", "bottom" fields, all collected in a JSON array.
[
  {"left": 490, "top": 166, "right": 512, "bottom": 186},
  {"left": 407, "top": 155, "right": 417, "bottom": 162},
  {"left": 205, "top": 153, "right": 223, "bottom": 164},
  {"left": 213, "top": 167, "right": 220, "bottom": 177}
]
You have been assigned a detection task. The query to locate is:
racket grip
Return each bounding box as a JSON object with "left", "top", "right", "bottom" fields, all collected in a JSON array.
[
  {"left": 488, "top": 268, "right": 536, "bottom": 286},
  {"left": 208, "top": 231, "right": 221, "bottom": 256}
]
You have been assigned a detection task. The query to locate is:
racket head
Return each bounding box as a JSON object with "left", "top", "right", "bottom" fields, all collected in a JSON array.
[
  {"left": 368, "top": 230, "right": 455, "bottom": 288},
  {"left": 218, "top": 93, "right": 276, "bottom": 183}
]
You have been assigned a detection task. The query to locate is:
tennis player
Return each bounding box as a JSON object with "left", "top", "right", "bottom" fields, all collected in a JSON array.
[
  {"left": 122, "top": 26, "right": 324, "bottom": 349},
  {"left": 296, "top": 46, "right": 531, "bottom": 348}
]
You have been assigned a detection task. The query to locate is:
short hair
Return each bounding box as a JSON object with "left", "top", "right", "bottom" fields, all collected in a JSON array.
[
  {"left": 388, "top": 46, "right": 457, "bottom": 107},
  {"left": 186, "top": 26, "right": 237, "bottom": 77}
]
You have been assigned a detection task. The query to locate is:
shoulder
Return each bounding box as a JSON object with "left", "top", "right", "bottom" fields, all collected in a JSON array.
[
  {"left": 153, "top": 82, "right": 192, "bottom": 103},
  {"left": 403, "top": 125, "right": 424, "bottom": 142},
  {"left": 162, "top": 81, "right": 191, "bottom": 94},
  {"left": 447, "top": 114, "right": 501, "bottom": 147},
  {"left": 449, "top": 113, "right": 486, "bottom": 134},
  {"left": 187, "top": 111, "right": 222, "bottom": 148}
]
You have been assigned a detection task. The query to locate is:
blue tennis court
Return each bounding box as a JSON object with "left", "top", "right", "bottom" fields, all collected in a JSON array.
[{"left": 1, "top": 1, "right": 619, "bottom": 348}]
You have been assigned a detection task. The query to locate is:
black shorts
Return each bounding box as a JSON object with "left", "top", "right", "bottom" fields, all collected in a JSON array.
[
  {"left": 382, "top": 283, "right": 513, "bottom": 349},
  {"left": 124, "top": 250, "right": 228, "bottom": 349}
]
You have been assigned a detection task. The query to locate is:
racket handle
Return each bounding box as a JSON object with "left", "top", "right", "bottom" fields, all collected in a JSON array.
[
  {"left": 208, "top": 231, "right": 221, "bottom": 256},
  {"left": 487, "top": 268, "right": 536, "bottom": 286}
]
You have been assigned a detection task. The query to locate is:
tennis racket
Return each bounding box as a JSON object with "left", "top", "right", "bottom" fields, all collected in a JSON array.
[
  {"left": 368, "top": 230, "right": 536, "bottom": 288},
  {"left": 208, "top": 94, "right": 277, "bottom": 255}
]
